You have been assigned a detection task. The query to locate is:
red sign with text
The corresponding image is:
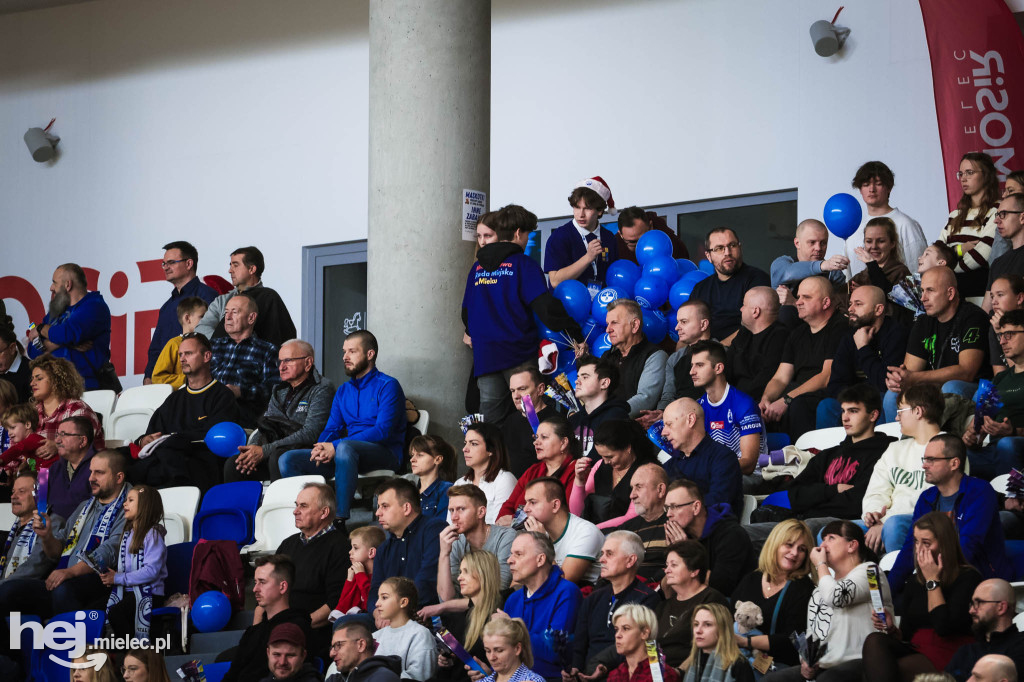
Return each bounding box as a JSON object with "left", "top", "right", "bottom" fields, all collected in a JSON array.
[{"left": 919, "top": 0, "right": 1024, "bottom": 207}]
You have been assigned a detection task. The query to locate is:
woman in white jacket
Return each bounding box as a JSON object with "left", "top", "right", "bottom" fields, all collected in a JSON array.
[{"left": 763, "top": 521, "right": 893, "bottom": 682}]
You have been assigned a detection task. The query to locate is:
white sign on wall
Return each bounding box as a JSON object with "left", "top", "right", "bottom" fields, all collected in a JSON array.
[{"left": 462, "top": 189, "right": 487, "bottom": 242}]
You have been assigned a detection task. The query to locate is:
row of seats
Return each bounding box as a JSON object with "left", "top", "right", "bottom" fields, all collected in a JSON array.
[{"left": 82, "top": 384, "right": 173, "bottom": 444}]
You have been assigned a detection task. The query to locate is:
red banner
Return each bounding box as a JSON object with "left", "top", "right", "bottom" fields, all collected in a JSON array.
[{"left": 919, "top": 0, "right": 1024, "bottom": 208}]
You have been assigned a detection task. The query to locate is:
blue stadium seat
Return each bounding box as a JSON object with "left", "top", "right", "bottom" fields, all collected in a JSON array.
[
  {"left": 766, "top": 432, "right": 791, "bottom": 451},
  {"left": 192, "top": 481, "right": 263, "bottom": 546},
  {"left": 204, "top": 661, "right": 231, "bottom": 682},
  {"left": 150, "top": 541, "right": 197, "bottom": 624}
]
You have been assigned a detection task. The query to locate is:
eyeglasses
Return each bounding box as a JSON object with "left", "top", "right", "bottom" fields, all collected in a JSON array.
[
  {"left": 278, "top": 356, "right": 311, "bottom": 366},
  {"left": 921, "top": 456, "right": 955, "bottom": 464},
  {"left": 55, "top": 431, "right": 84, "bottom": 439},
  {"left": 160, "top": 259, "right": 186, "bottom": 268},
  {"left": 995, "top": 210, "right": 1024, "bottom": 221},
  {"left": 708, "top": 242, "right": 740, "bottom": 255},
  {"left": 665, "top": 501, "right": 697, "bottom": 512},
  {"left": 970, "top": 598, "right": 1004, "bottom": 609},
  {"left": 956, "top": 169, "right": 980, "bottom": 179},
  {"left": 997, "top": 330, "right": 1024, "bottom": 342}
]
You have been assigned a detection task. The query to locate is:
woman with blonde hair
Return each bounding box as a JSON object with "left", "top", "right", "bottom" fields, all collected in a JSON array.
[
  {"left": 607, "top": 603, "right": 680, "bottom": 682},
  {"left": 435, "top": 549, "right": 506, "bottom": 682},
  {"left": 479, "top": 617, "right": 545, "bottom": 682},
  {"left": 852, "top": 217, "right": 913, "bottom": 290},
  {"left": 731, "top": 520, "right": 816, "bottom": 670},
  {"left": 683, "top": 603, "right": 754, "bottom": 682}
]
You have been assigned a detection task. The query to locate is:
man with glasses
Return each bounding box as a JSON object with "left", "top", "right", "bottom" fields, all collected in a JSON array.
[
  {"left": 947, "top": 579, "right": 1024, "bottom": 682},
  {"left": 0, "top": 326, "right": 30, "bottom": 402},
  {"left": 224, "top": 339, "right": 335, "bottom": 483},
  {"left": 987, "top": 194, "right": 1024, "bottom": 313},
  {"left": 663, "top": 478, "right": 753, "bottom": 595},
  {"left": 689, "top": 227, "right": 770, "bottom": 344},
  {"left": 210, "top": 293, "right": 280, "bottom": 428},
  {"left": 47, "top": 416, "right": 95, "bottom": 520},
  {"left": 964, "top": 309, "right": 1024, "bottom": 481},
  {"left": 887, "top": 434, "right": 1012, "bottom": 594},
  {"left": 130, "top": 333, "right": 240, "bottom": 491},
  {"left": 327, "top": 620, "right": 401, "bottom": 682},
  {"left": 143, "top": 241, "right": 218, "bottom": 385},
  {"left": 883, "top": 266, "right": 990, "bottom": 422},
  {"left": 860, "top": 384, "right": 944, "bottom": 555}
]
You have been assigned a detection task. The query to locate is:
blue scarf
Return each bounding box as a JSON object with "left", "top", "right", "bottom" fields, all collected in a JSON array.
[
  {"left": 59, "top": 484, "right": 127, "bottom": 569},
  {"left": 0, "top": 518, "right": 36, "bottom": 578}
]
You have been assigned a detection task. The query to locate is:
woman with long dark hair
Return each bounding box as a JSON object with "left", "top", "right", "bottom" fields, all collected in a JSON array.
[
  {"left": 568, "top": 419, "right": 652, "bottom": 527},
  {"left": 939, "top": 152, "right": 1001, "bottom": 303}
]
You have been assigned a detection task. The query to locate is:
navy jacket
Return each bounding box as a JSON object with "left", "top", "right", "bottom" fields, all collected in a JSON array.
[
  {"left": 144, "top": 276, "right": 218, "bottom": 378},
  {"left": 663, "top": 435, "right": 743, "bottom": 512},
  {"left": 28, "top": 291, "right": 111, "bottom": 389},
  {"left": 888, "top": 474, "right": 1013, "bottom": 593},
  {"left": 367, "top": 513, "right": 447, "bottom": 613},
  {"left": 319, "top": 367, "right": 407, "bottom": 463}
]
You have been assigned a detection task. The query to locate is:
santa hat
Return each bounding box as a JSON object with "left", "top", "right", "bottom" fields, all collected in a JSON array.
[
  {"left": 538, "top": 340, "right": 559, "bottom": 375},
  {"left": 574, "top": 176, "right": 617, "bottom": 215}
]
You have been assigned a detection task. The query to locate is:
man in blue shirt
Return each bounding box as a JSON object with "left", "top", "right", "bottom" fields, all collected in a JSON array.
[
  {"left": 367, "top": 478, "right": 446, "bottom": 615},
  {"left": 144, "top": 241, "right": 218, "bottom": 383},
  {"left": 278, "top": 330, "right": 406, "bottom": 521},
  {"left": 660, "top": 397, "right": 743, "bottom": 513},
  {"left": 688, "top": 340, "right": 765, "bottom": 479},
  {"left": 544, "top": 177, "right": 619, "bottom": 294},
  {"left": 26, "top": 263, "right": 113, "bottom": 390}
]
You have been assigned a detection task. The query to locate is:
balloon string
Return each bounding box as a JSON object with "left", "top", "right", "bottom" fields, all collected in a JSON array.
[
  {"left": 831, "top": 6, "right": 844, "bottom": 24},
  {"left": 43, "top": 118, "right": 55, "bottom": 132}
]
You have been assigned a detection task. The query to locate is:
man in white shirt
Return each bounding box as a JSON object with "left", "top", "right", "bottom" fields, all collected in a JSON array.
[
  {"left": 845, "top": 161, "right": 927, "bottom": 277},
  {"left": 522, "top": 478, "right": 604, "bottom": 585}
]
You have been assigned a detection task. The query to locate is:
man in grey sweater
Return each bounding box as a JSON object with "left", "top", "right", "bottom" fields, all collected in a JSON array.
[
  {"left": 225, "top": 339, "right": 335, "bottom": 481},
  {"left": 0, "top": 470, "right": 55, "bottom": 582}
]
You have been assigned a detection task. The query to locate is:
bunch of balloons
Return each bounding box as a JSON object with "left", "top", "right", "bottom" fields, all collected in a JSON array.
[{"left": 545, "top": 229, "right": 710, "bottom": 347}]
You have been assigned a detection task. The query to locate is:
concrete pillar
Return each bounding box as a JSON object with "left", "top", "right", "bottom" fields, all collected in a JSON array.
[{"left": 367, "top": 0, "right": 490, "bottom": 445}]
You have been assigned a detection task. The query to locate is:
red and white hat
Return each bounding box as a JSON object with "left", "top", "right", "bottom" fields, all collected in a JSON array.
[
  {"left": 574, "top": 176, "right": 617, "bottom": 215},
  {"left": 538, "top": 340, "right": 559, "bottom": 375}
]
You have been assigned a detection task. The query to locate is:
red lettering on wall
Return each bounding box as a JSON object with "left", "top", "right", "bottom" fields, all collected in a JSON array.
[
  {"left": 0, "top": 276, "right": 45, "bottom": 327},
  {"left": 111, "top": 313, "right": 126, "bottom": 375}
]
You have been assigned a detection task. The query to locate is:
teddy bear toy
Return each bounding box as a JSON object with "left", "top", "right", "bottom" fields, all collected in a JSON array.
[{"left": 733, "top": 600, "right": 764, "bottom": 661}]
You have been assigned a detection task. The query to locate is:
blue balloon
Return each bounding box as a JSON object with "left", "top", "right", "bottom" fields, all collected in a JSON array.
[
  {"left": 192, "top": 590, "right": 231, "bottom": 633},
  {"left": 553, "top": 280, "right": 592, "bottom": 324},
  {"left": 642, "top": 309, "right": 669, "bottom": 343},
  {"left": 592, "top": 333, "right": 613, "bottom": 357},
  {"left": 762, "top": 491, "right": 791, "bottom": 510},
  {"left": 204, "top": 422, "right": 247, "bottom": 458},
  {"left": 668, "top": 271, "right": 710, "bottom": 308},
  {"left": 591, "top": 286, "right": 629, "bottom": 321},
  {"left": 823, "top": 192, "right": 863, "bottom": 240},
  {"left": 633, "top": 276, "right": 669, "bottom": 309},
  {"left": 675, "top": 259, "right": 697, "bottom": 276},
  {"left": 642, "top": 255, "right": 680, "bottom": 284},
  {"left": 606, "top": 260, "right": 641, "bottom": 293},
  {"left": 636, "top": 230, "right": 674, "bottom": 265},
  {"left": 698, "top": 259, "right": 715, "bottom": 274}
]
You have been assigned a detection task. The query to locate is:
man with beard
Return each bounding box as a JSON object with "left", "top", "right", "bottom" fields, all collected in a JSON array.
[
  {"left": 278, "top": 331, "right": 406, "bottom": 522},
  {"left": 946, "top": 579, "right": 1024, "bottom": 682},
  {"left": 816, "top": 286, "right": 909, "bottom": 428},
  {"left": 689, "top": 228, "right": 770, "bottom": 344},
  {"left": 26, "top": 263, "right": 112, "bottom": 390}
]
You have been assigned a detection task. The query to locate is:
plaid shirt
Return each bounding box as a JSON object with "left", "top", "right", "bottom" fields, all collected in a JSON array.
[
  {"left": 210, "top": 334, "right": 279, "bottom": 403},
  {"left": 36, "top": 398, "right": 106, "bottom": 450}
]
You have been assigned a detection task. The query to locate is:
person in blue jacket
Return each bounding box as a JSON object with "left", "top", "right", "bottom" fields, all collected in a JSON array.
[
  {"left": 504, "top": 531, "right": 582, "bottom": 679},
  {"left": 463, "top": 203, "right": 584, "bottom": 426},
  {"left": 278, "top": 330, "right": 406, "bottom": 520},
  {"left": 887, "top": 434, "right": 1013, "bottom": 594},
  {"left": 544, "top": 177, "right": 619, "bottom": 295},
  {"left": 26, "top": 263, "right": 112, "bottom": 390}
]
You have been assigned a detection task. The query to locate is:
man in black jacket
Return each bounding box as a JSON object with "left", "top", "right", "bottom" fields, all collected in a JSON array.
[
  {"left": 220, "top": 555, "right": 312, "bottom": 682},
  {"left": 501, "top": 363, "right": 559, "bottom": 477},
  {"left": 328, "top": 621, "right": 401, "bottom": 682},
  {"left": 817, "top": 286, "right": 908, "bottom": 428},
  {"left": 947, "top": 579, "right": 1024, "bottom": 682},
  {"left": 727, "top": 287, "right": 788, "bottom": 402},
  {"left": 745, "top": 383, "right": 895, "bottom": 548},
  {"left": 570, "top": 355, "right": 629, "bottom": 456},
  {"left": 601, "top": 299, "right": 667, "bottom": 417}
]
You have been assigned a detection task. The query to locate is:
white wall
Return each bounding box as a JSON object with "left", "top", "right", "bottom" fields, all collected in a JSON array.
[{"left": 0, "top": 0, "right": 956, "bottom": 384}]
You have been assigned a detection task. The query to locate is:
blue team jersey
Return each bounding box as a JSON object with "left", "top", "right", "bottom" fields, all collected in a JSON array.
[{"left": 699, "top": 384, "right": 767, "bottom": 459}]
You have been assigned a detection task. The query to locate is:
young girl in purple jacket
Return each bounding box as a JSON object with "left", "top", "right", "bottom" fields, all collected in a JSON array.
[{"left": 101, "top": 484, "right": 168, "bottom": 642}]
